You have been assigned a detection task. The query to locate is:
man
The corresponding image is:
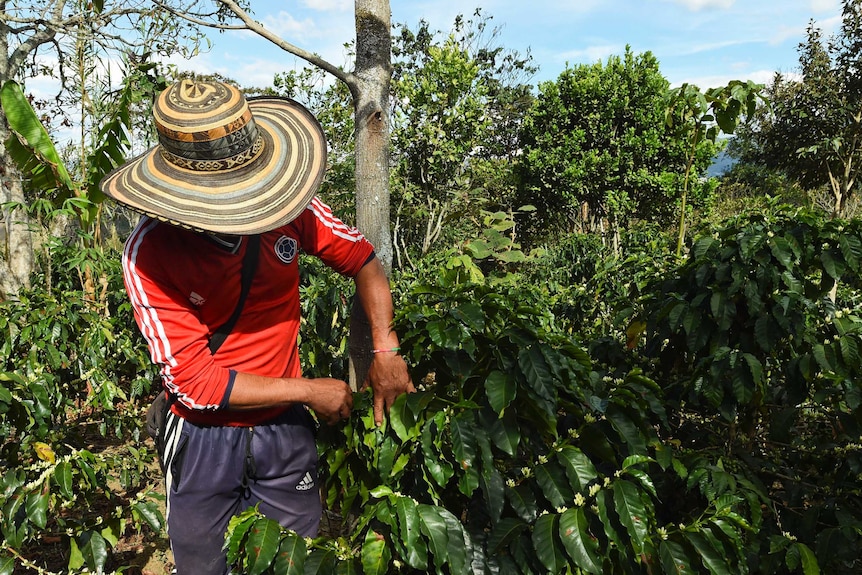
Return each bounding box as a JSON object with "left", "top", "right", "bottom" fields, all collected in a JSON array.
[{"left": 100, "top": 79, "right": 414, "bottom": 574}]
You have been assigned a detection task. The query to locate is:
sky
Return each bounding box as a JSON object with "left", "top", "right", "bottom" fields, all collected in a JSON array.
[{"left": 167, "top": 0, "right": 846, "bottom": 92}]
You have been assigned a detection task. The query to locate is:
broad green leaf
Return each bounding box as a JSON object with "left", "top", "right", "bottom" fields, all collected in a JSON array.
[
  {"left": 335, "top": 558, "right": 359, "bottom": 575},
  {"left": 839, "top": 234, "right": 862, "bottom": 270},
  {"left": 796, "top": 542, "right": 820, "bottom": 575},
  {"left": 612, "top": 480, "right": 649, "bottom": 553},
  {"left": 621, "top": 454, "right": 652, "bottom": 469},
  {"left": 389, "top": 392, "right": 412, "bottom": 441},
  {"left": 606, "top": 405, "right": 647, "bottom": 452},
  {"left": 451, "top": 412, "right": 478, "bottom": 472},
  {"left": 660, "top": 540, "right": 695, "bottom": 574},
  {"left": 507, "top": 483, "right": 538, "bottom": 523},
  {"left": 78, "top": 531, "right": 108, "bottom": 574},
  {"left": 626, "top": 468, "right": 658, "bottom": 499},
  {"left": 518, "top": 346, "right": 555, "bottom": 401},
  {"left": 376, "top": 436, "right": 397, "bottom": 479},
  {"left": 225, "top": 509, "right": 258, "bottom": 564},
  {"left": 439, "top": 506, "right": 469, "bottom": 574},
  {"left": 246, "top": 518, "right": 281, "bottom": 575},
  {"left": 303, "top": 548, "right": 336, "bottom": 574},
  {"left": 532, "top": 513, "right": 565, "bottom": 573},
  {"left": 272, "top": 532, "right": 306, "bottom": 575},
  {"left": 743, "top": 353, "right": 763, "bottom": 391},
  {"left": 821, "top": 250, "right": 845, "bottom": 279},
  {"left": 485, "top": 370, "right": 516, "bottom": 414},
  {"left": 0, "top": 556, "right": 13, "bottom": 575},
  {"left": 769, "top": 236, "right": 795, "bottom": 268},
  {"left": 25, "top": 492, "right": 48, "bottom": 529},
  {"left": 488, "top": 517, "right": 527, "bottom": 554},
  {"left": 558, "top": 446, "right": 598, "bottom": 491},
  {"left": 481, "top": 463, "right": 506, "bottom": 522},
  {"left": 451, "top": 301, "right": 485, "bottom": 331},
  {"left": 418, "top": 504, "right": 449, "bottom": 571},
  {"left": 421, "top": 415, "right": 454, "bottom": 488},
  {"left": 132, "top": 500, "right": 164, "bottom": 533},
  {"left": 0, "top": 81, "right": 74, "bottom": 195},
  {"left": 489, "top": 413, "right": 520, "bottom": 456},
  {"left": 559, "top": 508, "right": 602, "bottom": 574},
  {"left": 68, "top": 537, "right": 84, "bottom": 571},
  {"left": 535, "top": 463, "right": 574, "bottom": 508},
  {"left": 594, "top": 490, "right": 625, "bottom": 559},
  {"left": 395, "top": 496, "right": 427, "bottom": 569},
  {"left": 360, "top": 529, "right": 390, "bottom": 575},
  {"left": 685, "top": 531, "right": 730, "bottom": 575},
  {"left": 840, "top": 336, "right": 860, "bottom": 368}
]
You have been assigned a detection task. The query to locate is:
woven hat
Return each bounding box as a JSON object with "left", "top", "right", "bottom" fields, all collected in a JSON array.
[{"left": 100, "top": 79, "right": 327, "bottom": 235}]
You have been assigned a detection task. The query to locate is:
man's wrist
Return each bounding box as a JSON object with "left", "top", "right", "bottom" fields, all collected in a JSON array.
[{"left": 371, "top": 346, "right": 401, "bottom": 354}]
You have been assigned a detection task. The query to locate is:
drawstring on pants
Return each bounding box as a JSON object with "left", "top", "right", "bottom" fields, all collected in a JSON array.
[{"left": 240, "top": 427, "right": 257, "bottom": 498}]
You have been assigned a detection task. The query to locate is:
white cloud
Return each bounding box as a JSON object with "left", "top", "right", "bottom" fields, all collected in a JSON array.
[
  {"left": 263, "top": 11, "right": 322, "bottom": 41},
  {"left": 301, "top": 0, "right": 351, "bottom": 11},
  {"left": 663, "top": 0, "right": 735, "bottom": 11},
  {"left": 556, "top": 44, "right": 623, "bottom": 66},
  {"left": 810, "top": 0, "right": 839, "bottom": 12}
]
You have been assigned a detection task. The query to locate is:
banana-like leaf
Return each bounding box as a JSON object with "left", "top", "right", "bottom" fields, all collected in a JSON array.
[{"left": 1, "top": 80, "right": 75, "bottom": 197}]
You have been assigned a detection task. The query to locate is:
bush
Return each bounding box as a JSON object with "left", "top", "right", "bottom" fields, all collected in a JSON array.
[
  {"left": 0, "top": 246, "right": 163, "bottom": 573},
  {"left": 638, "top": 204, "right": 862, "bottom": 573},
  {"left": 226, "top": 246, "right": 758, "bottom": 574}
]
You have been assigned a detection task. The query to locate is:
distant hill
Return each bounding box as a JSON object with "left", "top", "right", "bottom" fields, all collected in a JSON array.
[{"left": 707, "top": 147, "right": 736, "bottom": 177}]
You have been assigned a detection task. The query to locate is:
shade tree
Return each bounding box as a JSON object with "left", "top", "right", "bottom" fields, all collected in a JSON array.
[
  {"left": 729, "top": 0, "right": 862, "bottom": 218},
  {"left": 516, "top": 47, "right": 699, "bottom": 250}
]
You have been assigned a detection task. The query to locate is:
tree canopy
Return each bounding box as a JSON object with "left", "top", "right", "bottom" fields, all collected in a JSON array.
[
  {"left": 729, "top": 0, "right": 862, "bottom": 218},
  {"left": 515, "top": 47, "right": 703, "bottom": 245}
]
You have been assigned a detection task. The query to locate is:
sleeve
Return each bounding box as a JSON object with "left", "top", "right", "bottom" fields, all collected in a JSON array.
[
  {"left": 295, "top": 197, "right": 376, "bottom": 276},
  {"left": 122, "top": 219, "right": 234, "bottom": 411}
]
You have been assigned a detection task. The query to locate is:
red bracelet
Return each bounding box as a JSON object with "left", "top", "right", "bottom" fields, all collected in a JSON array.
[{"left": 371, "top": 347, "right": 401, "bottom": 354}]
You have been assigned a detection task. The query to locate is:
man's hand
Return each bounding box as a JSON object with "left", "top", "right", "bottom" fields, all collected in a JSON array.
[
  {"left": 305, "top": 378, "right": 354, "bottom": 425},
  {"left": 362, "top": 352, "right": 415, "bottom": 426}
]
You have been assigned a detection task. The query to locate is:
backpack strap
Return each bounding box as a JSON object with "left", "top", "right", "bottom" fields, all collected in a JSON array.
[{"left": 208, "top": 234, "right": 261, "bottom": 354}]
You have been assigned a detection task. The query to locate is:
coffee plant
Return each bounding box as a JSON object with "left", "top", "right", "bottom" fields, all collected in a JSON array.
[
  {"left": 0, "top": 246, "right": 164, "bottom": 573},
  {"left": 225, "top": 237, "right": 763, "bottom": 573},
  {"left": 637, "top": 205, "right": 862, "bottom": 574}
]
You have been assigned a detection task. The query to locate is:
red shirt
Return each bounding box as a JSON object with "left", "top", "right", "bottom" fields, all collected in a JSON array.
[{"left": 123, "top": 197, "right": 375, "bottom": 426}]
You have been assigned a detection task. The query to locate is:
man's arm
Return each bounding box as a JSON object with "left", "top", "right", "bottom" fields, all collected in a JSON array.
[
  {"left": 226, "top": 257, "right": 412, "bottom": 426},
  {"left": 354, "top": 256, "right": 416, "bottom": 425},
  {"left": 227, "top": 372, "right": 353, "bottom": 425}
]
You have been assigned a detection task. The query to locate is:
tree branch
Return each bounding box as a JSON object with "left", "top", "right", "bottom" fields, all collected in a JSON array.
[{"left": 156, "top": 0, "right": 358, "bottom": 91}]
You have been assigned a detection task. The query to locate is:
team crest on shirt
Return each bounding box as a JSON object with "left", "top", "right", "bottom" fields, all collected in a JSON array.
[{"left": 274, "top": 236, "right": 298, "bottom": 264}]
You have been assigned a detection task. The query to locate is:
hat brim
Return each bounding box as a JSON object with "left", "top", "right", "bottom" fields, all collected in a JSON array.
[{"left": 100, "top": 97, "right": 327, "bottom": 235}]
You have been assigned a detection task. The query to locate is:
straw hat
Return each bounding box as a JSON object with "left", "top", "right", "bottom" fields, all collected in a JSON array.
[{"left": 100, "top": 79, "right": 327, "bottom": 235}]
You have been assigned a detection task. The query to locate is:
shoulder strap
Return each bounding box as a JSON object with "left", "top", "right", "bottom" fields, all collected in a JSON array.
[{"left": 208, "top": 235, "right": 261, "bottom": 355}]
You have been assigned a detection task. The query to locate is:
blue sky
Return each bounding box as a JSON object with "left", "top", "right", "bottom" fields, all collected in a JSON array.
[{"left": 171, "top": 0, "right": 845, "bottom": 91}]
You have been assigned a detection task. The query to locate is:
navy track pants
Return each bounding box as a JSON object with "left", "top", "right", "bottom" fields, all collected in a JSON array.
[{"left": 162, "top": 405, "right": 321, "bottom": 575}]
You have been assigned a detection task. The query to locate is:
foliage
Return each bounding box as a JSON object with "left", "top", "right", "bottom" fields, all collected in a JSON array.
[
  {"left": 297, "top": 254, "right": 354, "bottom": 382},
  {"left": 516, "top": 47, "right": 696, "bottom": 245},
  {"left": 267, "top": 68, "right": 357, "bottom": 222},
  {"left": 665, "top": 80, "right": 764, "bottom": 255},
  {"left": 637, "top": 203, "right": 862, "bottom": 573},
  {"left": 225, "top": 215, "right": 765, "bottom": 574},
  {"left": 728, "top": 0, "right": 862, "bottom": 218},
  {"left": 2, "top": 61, "right": 164, "bottom": 237},
  {"left": 390, "top": 10, "right": 536, "bottom": 263},
  {"left": 0, "top": 243, "right": 163, "bottom": 572}
]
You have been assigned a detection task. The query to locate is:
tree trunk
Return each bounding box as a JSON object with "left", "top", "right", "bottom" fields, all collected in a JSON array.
[
  {"left": 348, "top": 0, "right": 393, "bottom": 389},
  {"left": 0, "top": 11, "right": 35, "bottom": 300}
]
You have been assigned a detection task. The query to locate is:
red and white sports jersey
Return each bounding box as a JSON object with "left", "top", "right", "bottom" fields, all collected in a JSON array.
[{"left": 123, "top": 197, "right": 375, "bottom": 426}]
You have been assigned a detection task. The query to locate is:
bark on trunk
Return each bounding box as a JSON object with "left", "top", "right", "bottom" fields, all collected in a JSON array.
[
  {"left": 0, "top": 109, "right": 35, "bottom": 300},
  {"left": 0, "top": 0, "right": 36, "bottom": 299},
  {"left": 348, "top": 0, "right": 393, "bottom": 390}
]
